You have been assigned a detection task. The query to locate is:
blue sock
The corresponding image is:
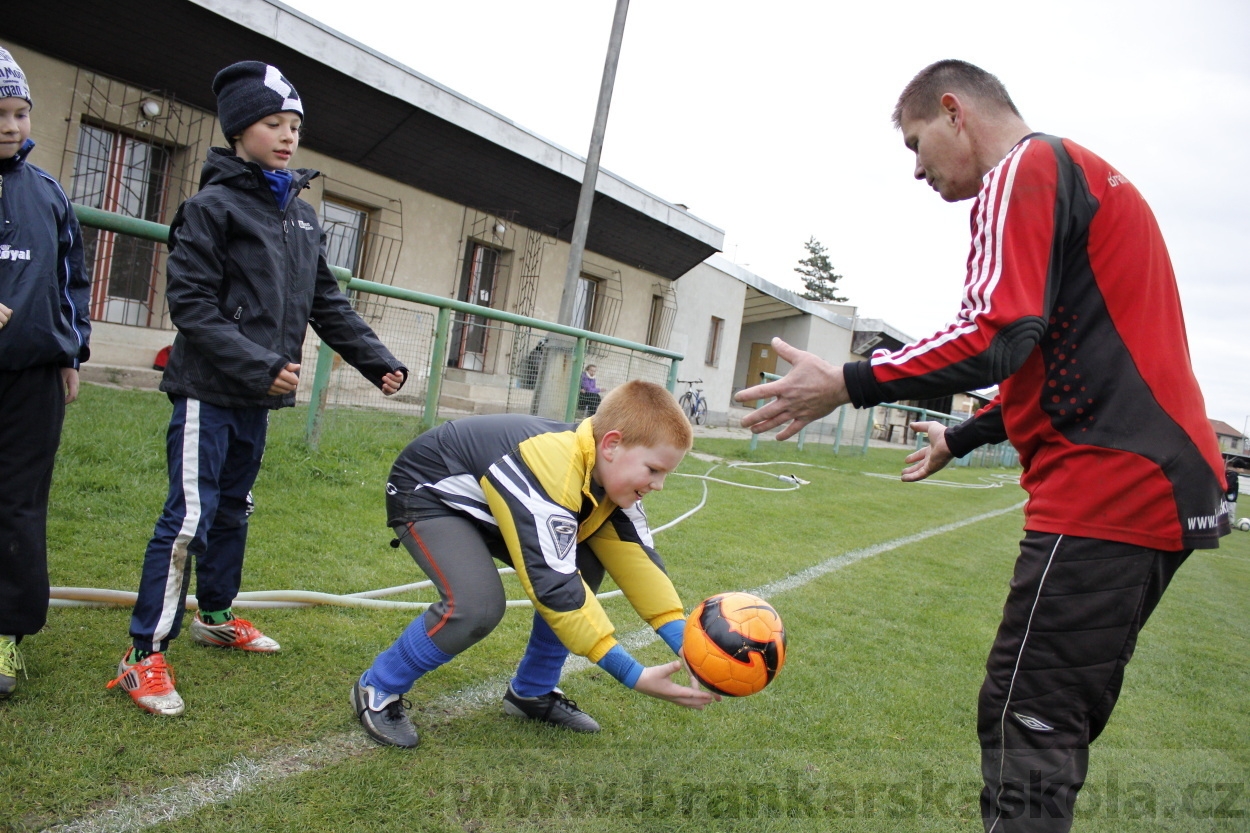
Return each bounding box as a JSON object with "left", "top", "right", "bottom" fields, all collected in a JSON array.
[
  {"left": 511, "top": 613, "right": 569, "bottom": 697},
  {"left": 363, "top": 616, "right": 454, "bottom": 696}
]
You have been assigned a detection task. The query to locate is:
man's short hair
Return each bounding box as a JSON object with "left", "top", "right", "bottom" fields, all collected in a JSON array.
[
  {"left": 892, "top": 59, "right": 1021, "bottom": 129},
  {"left": 592, "top": 380, "right": 692, "bottom": 451}
]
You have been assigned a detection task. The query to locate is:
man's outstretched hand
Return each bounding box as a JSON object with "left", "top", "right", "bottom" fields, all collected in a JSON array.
[
  {"left": 733, "top": 337, "right": 849, "bottom": 440},
  {"left": 901, "top": 421, "right": 955, "bottom": 482}
]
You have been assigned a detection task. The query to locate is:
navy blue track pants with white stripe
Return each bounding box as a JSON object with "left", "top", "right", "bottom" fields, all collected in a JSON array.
[
  {"left": 128, "top": 397, "right": 267, "bottom": 653},
  {"left": 978, "top": 532, "right": 1188, "bottom": 832}
]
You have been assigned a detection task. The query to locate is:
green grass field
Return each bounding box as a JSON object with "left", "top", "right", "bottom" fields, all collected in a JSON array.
[{"left": 3, "top": 384, "right": 1247, "bottom": 832}]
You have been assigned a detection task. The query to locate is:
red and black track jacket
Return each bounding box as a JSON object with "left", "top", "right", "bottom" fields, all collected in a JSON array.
[{"left": 843, "top": 134, "right": 1228, "bottom": 551}]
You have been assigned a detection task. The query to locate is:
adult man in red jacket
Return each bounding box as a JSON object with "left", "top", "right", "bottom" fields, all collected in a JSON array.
[{"left": 737, "top": 60, "right": 1229, "bottom": 832}]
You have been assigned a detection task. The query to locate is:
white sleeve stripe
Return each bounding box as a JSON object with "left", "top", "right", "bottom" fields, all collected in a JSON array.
[
  {"left": 620, "top": 502, "right": 655, "bottom": 549},
  {"left": 966, "top": 177, "right": 994, "bottom": 311},
  {"left": 871, "top": 140, "right": 1030, "bottom": 370},
  {"left": 36, "top": 170, "right": 87, "bottom": 352},
  {"left": 963, "top": 148, "right": 1008, "bottom": 317},
  {"left": 975, "top": 142, "right": 1027, "bottom": 316},
  {"left": 496, "top": 455, "right": 531, "bottom": 493}
]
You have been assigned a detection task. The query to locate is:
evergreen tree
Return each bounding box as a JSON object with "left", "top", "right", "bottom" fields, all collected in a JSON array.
[{"left": 794, "top": 236, "right": 847, "bottom": 303}]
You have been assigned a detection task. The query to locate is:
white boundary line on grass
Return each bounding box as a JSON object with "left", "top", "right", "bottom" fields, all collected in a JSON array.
[{"left": 48, "top": 499, "right": 1025, "bottom": 833}]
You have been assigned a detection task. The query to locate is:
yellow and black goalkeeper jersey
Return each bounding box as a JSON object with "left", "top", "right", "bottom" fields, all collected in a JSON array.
[{"left": 387, "top": 414, "right": 685, "bottom": 663}]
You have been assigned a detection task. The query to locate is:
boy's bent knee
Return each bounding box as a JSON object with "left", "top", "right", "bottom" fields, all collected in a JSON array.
[{"left": 426, "top": 600, "right": 506, "bottom": 656}]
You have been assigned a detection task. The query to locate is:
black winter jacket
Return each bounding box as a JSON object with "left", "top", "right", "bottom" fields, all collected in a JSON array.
[
  {"left": 161, "top": 148, "right": 405, "bottom": 408},
  {"left": 0, "top": 140, "right": 90, "bottom": 371}
]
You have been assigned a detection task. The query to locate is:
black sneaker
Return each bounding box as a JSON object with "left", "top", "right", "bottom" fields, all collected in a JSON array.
[
  {"left": 502, "top": 683, "right": 601, "bottom": 733},
  {"left": 351, "top": 674, "right": 419, "bottom": 748}
]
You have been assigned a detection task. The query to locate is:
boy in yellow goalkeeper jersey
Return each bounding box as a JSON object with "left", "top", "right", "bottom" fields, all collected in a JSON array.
[{"left": 353, "top": 380, "right": 716, "bottom": 747}]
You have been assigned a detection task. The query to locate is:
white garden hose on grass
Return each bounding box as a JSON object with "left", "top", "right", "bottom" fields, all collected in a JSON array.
[{"left": 50, "top": 460, "right": 813, "bottom": 611}]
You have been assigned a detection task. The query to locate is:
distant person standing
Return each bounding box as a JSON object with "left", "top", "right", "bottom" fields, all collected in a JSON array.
[
  {"left": 736, "top": 60, "right": 1229, "bottom": 832},
  {"left": 0, "top": 46, "right": 91, "bottom": 700},
  {"left": 578, "top": 364, "right": 602, "bottom": 415},
  {"left": 108, "top": 61, "right": 407, "bottom": 717},
  {"left": 1226, "top": 464, "right": 1239, "bottom": 517}
]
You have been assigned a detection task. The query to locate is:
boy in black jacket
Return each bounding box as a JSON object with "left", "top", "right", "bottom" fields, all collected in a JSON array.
[
  {"left": 0, "top": 46, "right": 91, "bottom": 699},
  {"left": 109, "top": 62, "right": 408, "bottom": 716}
]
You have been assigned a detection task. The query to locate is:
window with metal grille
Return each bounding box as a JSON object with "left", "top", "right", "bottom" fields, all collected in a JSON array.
[
  {"left": 70, "top": 124, "right": 171, "bottom": 327},
  {"left": 572, "top": 275, "right": 600, "bottom": 332},
  {"left": 321, "top": 198, "right": 369, "bottom": 275},
  {"left": 646, "top": 282, "right": 677, "bottom": 347}
]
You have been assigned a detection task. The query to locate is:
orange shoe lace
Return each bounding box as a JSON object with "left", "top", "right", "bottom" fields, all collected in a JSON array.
[{"left": 106, "top": 653, "right": 177, "bottom": 694}]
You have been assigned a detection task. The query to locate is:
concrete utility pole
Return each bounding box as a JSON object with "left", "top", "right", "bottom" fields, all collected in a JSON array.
[{"left": 557, "top": 0, "right": 630, "bottom": 327}]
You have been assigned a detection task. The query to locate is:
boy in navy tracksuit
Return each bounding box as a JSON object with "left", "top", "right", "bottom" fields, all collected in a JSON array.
[
  {"left": 109, "top": 62, "right": 408, "bottom": 716},
  {"left": 0, "top": 46, "right": 91, "bottom": 699}
]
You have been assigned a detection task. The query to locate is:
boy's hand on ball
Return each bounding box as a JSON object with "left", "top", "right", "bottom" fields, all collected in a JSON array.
[
  {"left": 635, "top": 660, "right": 719, "bottom": 708},
  {"left": 679, "top": 653, "right": 716, "bottom": 698}
]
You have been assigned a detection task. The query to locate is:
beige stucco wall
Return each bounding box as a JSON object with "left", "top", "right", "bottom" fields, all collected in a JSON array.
[{"left": 669, "top": 261, "right": 747, "bottom": 424}]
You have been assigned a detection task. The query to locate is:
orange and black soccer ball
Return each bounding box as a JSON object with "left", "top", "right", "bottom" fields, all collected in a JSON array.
[{"left": 682, "top": 592, "right": 786, "bottom": 697}]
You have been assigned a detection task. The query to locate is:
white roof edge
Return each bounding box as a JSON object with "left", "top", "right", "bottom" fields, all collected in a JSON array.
[
  {"left": 851, "top": 317, "right": 916, "bottom": 346},
  {"left": 703, "top": 254, "right": 855, "bottom": 329},
  {"left": 189, "top": 0, "right": 725, "bottom": 250}
]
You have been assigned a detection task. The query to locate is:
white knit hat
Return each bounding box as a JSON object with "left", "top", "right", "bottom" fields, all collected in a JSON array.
[{"left": 0, "top": 47, "right": 31, "bottom": 105}]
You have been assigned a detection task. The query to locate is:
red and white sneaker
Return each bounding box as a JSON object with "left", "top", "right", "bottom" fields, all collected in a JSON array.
[
  {"left": 107, "top": 649, "right": 185, "bottom": 716},
  {"left": 189, "top": 615, "right": 281, "bottom": 652}
]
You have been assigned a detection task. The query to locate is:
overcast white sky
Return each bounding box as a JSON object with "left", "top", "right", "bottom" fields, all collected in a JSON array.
[{"left": 283, "top": 0, "right": 1250, "bottom": 433}]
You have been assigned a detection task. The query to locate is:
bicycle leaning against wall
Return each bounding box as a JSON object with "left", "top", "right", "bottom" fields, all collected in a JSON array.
[{"left": 677, "top": 379, "right": 707, "bottom": 426}]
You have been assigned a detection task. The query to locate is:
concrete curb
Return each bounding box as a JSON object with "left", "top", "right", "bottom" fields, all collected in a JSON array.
[{"left": 79, "top": 364, "right": 164, "bottom": 391}]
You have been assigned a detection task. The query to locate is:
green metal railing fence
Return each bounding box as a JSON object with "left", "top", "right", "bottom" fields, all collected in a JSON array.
[
  {"left": 72, "top": 205, "right": 684, "bottom": 447},
  {"left": 306, "top": 277, "right": 683, "bottom": 442}
]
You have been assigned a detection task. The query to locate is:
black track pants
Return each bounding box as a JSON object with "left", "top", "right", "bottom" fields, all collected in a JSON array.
[
  {"left": 0, "top": 365, "right": 66, "bottom": 638},
  {"left": 979, "top": 532, "right": 1188, "bottom": 832}
]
